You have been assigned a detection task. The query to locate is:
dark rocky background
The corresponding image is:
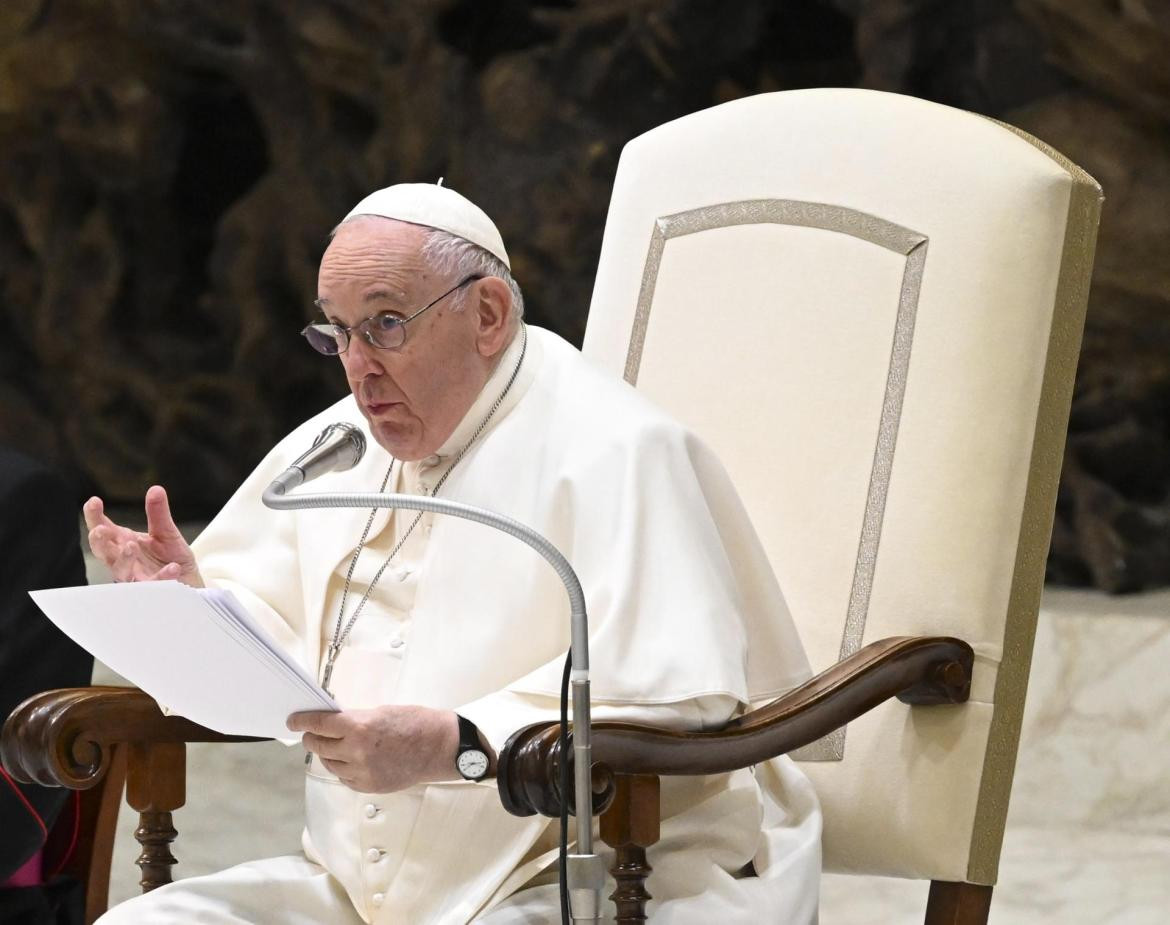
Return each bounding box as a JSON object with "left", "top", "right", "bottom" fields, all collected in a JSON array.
[{"left": 0, "top": 0, "right": 1166, "bottom": 591}]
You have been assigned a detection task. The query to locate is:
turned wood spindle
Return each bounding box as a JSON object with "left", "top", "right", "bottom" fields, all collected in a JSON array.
[
  {"left": 134, "top": 811, "right": 179, "bottom": 891},
  {"left": 125, "top": 741, "right": 187, "bottom": 892},
  {"left": 600, "top": 773, "right": 660, "bottom": 924}
]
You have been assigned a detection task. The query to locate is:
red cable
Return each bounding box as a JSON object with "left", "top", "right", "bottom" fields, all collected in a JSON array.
[{"left": 0, "top": 764, "right": 48, "bottom": 838}]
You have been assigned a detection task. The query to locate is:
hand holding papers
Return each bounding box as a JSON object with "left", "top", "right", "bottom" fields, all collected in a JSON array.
[{"left": 30, "top": 581, "right": 337, "bottom": 740}]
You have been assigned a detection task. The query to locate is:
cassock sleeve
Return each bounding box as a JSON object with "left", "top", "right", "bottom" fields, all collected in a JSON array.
[
  {"left": 477, "top": 418, "right": 811, "bottom": 710},
  {"left": 453, "top": 412, "right": 809, "bottom": 752}
]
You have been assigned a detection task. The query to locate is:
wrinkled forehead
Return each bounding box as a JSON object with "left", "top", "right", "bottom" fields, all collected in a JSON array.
[{"left": 317, "top": 217, "right": 438, "bottom": 303}]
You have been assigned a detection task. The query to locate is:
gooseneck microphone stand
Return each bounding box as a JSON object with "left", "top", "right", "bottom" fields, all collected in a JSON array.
[{"left": 262, "top": 439, "right": 606, "bottom": 924}]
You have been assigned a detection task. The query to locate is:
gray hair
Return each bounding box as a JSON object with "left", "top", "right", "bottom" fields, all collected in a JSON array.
[
  {"left": 329, "top": 217, "right": 525, "bottom": 321},
  {"left": 419, "top": 227, "right": 525, "bottom": 321}
]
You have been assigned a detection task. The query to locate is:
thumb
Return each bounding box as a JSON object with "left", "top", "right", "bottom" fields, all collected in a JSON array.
[{"left": 144, "top": 485, "right": 183, "bottom": 541}]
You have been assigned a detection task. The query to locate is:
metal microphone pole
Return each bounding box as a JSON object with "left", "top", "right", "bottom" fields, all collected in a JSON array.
[{"left": 262, "top": 480, "right": 607, "bottom": 924}]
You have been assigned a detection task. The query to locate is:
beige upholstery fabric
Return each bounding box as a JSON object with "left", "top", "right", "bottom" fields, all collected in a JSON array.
[{"left": 581, "top": 88, "right": 1101, "bottom": 884}]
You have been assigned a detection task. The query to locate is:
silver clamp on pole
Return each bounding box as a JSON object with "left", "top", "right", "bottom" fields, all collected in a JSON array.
[
  {"left": 567, "top": 852, "right": 607, "bottom": 924},
  {"left": 569, "top": 672, "right": 602, "bottom": 924}
]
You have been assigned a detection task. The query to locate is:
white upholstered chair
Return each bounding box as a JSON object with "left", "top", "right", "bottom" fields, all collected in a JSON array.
[{"left": 576, "top": 87, "right": 1102, "bottom": 921}]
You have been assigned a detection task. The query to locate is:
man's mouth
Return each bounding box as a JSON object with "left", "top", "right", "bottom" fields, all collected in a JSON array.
[{"left": 364, "top": 400, "right": 398, "bottom": 415}]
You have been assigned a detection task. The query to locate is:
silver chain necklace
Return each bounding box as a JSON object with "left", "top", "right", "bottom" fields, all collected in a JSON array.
[{"left": 320, "top": 327, "right": 528, "bottom": 695}]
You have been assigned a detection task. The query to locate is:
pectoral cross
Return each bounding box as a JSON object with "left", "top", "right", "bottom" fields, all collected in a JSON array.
[
  {"left": 305, "top": 643, "right": 342, "bottom": 768},
  {"left": 321, "top": 642, "right": 342, "bottom": 697}
]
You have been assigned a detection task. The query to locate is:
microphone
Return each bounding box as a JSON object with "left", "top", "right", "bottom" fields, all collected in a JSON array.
[{"left": 265, "top": 423, "right": 366, "bottom": 497}]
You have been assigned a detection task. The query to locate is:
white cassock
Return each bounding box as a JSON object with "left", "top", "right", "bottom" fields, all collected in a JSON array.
[{"left": 98, "top": 325, "right": 822, "bottom": 924}]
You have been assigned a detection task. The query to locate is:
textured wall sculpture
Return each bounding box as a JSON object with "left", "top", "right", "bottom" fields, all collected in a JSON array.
[{"left": 0, "top": 0, "right": 1166, "bottom": 590}]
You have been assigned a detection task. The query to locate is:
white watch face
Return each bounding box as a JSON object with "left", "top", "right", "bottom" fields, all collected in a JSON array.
[{"left": 457, "top": 749, "right": 489, "bottom": 779}]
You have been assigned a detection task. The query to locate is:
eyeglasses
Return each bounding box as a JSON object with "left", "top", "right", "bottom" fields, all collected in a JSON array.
[{"left": 301, "top": 275, "right": 482, "bottom": 356}]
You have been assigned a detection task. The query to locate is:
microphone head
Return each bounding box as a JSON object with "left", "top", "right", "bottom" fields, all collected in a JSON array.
[
  {"left": 294, "top": 422, "right": 367, "bottom": 482},
  {"left": 326, "top": 422, "right": 366, "bottom": 470}
]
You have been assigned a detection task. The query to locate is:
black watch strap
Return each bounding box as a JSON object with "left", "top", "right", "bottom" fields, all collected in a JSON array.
[
  {"left": 455, "top": 714, "right": 489, "bottom": 781},
  {"left": 456, "top": 714, "right": 481, "bottom": 750}
]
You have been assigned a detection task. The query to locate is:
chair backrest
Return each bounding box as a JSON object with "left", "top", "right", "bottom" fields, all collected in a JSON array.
[{"left": 581, "top": 88, "right": 1101, "bottom": 886}]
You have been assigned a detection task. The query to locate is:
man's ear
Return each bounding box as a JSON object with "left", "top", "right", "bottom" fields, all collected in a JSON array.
[{"left": 472, "top": 276, "right": 514, "bottom": 359}]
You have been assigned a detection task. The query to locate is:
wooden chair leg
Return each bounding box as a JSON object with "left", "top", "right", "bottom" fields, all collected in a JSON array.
[
  {"left": 599, "top": 773, "right": 660, "bottom": 924},
  {"left": 47, "top": 744, "right": 127, "bottom": 925},
  {"left": 925, "top": 880, "right": 993, "bottom": 925},
  {"left": 124, "top": 742, "right": 186, "bottom": 893}
]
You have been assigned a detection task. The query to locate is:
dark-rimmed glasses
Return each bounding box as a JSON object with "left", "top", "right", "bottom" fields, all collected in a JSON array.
[{"left": 301, "top": 275, "right": 482, "bottom": 356}]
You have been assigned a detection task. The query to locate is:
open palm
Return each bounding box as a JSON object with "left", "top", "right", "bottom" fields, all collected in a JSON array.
[{"left": 84, "top": 485, "right": 203, "bottom": 587}]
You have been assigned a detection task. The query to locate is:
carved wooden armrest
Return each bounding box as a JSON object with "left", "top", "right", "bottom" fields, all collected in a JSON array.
[
  {"left": 498, "top": 635, "right": 973, "bottom": 818},
  {"left": 2, "top": 686, "right": 262, "bottom": 791},
  {"left": 2, "top": 686, "right": 267, "bottom": 905}
]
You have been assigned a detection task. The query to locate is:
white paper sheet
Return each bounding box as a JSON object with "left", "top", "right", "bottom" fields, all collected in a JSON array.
[{"left": 29, "top": 581, "right": 338, "bottom": 739}]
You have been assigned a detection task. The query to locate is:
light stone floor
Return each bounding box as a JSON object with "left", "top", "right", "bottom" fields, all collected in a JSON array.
[{"left": 83, "top": 542, "right": 1170, "bottom": 922}]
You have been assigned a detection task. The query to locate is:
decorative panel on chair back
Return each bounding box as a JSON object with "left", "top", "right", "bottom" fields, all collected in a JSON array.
[{"left": 581, "top": 89, "right": 1101, "bottom": 886}]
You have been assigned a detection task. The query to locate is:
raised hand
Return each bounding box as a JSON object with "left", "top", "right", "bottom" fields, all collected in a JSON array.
[{"left": 83, "top": 485, "right": 204, "bottom": 587}]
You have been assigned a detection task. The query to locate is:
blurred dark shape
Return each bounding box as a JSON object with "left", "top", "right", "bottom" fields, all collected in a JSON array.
[
  {"left": 0, "top": 446, "right": 90, "bottom": 923},
  {"left": 0, "top": 0, "right": 1166, "bottom": 590}
]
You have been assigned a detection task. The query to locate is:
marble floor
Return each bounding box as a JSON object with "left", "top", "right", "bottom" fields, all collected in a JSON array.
[{"left": 83, "top": 532, "right": 1169, "bottom": 922}]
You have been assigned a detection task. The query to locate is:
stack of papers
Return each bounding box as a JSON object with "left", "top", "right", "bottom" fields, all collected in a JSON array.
[{"left": 30, "top": 581, "right": 337, "bottom": 740}]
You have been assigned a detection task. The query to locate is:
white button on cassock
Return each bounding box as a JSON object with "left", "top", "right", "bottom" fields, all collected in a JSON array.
[
  {"left": 372, "top": 892, "right": 385, "bottom": 907},
  {"left": 389, "top": 637, "right": 404, "bottom": 649},
  {"left": 366, "top": 848, "right": 383, "bottom": 863},
  {"left": 364, "top": 803, "right": 378, "bottom": 819}
]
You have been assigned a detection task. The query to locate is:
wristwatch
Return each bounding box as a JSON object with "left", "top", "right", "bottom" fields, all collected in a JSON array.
[{"left": 455, "top": 714, "right": 490, "bottom": 781}]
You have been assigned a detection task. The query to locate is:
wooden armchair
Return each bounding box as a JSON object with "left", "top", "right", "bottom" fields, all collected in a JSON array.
[
  {"left": 3, "top": 88, "right": 1100, "bottom": 924},
  {"left": 4, "top": 636, "right": 973, "bottom": 924}
]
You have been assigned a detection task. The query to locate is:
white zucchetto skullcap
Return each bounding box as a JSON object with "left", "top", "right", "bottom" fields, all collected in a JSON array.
[{"left": 343, "top": 181, "right": 510, "bottom": 269}]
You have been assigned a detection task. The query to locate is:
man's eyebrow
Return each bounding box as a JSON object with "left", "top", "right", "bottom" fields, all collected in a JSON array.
[
  {"left": 312, "top": 289, "right": 405, "bottom": 314},
  {"left": 362, "top": 289, "right": 403, "bottom": 303}
]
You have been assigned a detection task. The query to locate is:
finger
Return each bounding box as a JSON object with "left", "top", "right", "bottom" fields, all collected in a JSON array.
[
  {"left": 83, "top": 497, "right": 115, "bottom": 532},
  {"left": 287, "top": 711, "right": 345, "bottom": 736},
  {"left": 145, "top": 562, "right": 183, "bottom": 582},
  {"left": 88, "top": 525, "right": 118, "bottom": 560},
  {"left": 114, "top": 543, "right": 140, "bottom": 582},
  {"left": 301, "top": 732, "right": 348, "bottom": 760},
  {"left": 318, "top": 756, "right": 354, "bottom": 781},
  {"left": 144, "top": 486, "right": 183, "bottom": 541}
]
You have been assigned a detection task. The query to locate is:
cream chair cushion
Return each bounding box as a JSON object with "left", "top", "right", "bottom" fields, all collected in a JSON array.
[{"left": 581, "top": 88, "right": 1100, "bottom": 884}]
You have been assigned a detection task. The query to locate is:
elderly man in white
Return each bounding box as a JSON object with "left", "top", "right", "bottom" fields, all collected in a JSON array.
[{"left": 84, "top": 184, "right": 822, "bottom": 923}]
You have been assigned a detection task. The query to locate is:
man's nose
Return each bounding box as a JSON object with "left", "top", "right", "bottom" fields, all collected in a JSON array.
[{"left": 341, "top": 332, "right": 386, "bottom": 379}]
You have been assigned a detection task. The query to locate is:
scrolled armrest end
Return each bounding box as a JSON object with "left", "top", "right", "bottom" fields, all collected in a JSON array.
[
  {"left": 1, "top": 687, "right": 144, "bottom": 789},
  {"left": 497, "top": 722, "right": 616, "bottom": 820}
]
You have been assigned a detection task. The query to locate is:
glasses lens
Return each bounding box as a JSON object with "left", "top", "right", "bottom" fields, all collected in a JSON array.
[
  {"left": 365, "top": 314, "right": 406, "bottom": 349},
  {"left": 302, "top": 324, "right": 345, "bottom": 356}
]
